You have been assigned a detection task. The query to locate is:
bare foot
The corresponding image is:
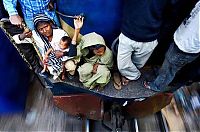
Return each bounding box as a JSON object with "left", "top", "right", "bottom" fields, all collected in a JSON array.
[
  {"left": 96, "top": 85, "right": 104, "bottom": 92},
  {"left": 61, "top": 72, "right": 66, "bottom": 80},
  {"left": 121, "top": 76, "right": 130, "bottom": 86}
]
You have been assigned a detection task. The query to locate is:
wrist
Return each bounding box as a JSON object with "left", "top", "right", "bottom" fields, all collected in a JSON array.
[
  {"left": 75, "top": 28, "right": 80, "bottom": 31},
  {"left": 9, "top": 12, "right": 18, "bottom": 16},
  {"left": 19, "top": 34, "right": 25, "bottom": 40},
  {"left": 71, "top": 40, "right": 77, "bottom": 44}
]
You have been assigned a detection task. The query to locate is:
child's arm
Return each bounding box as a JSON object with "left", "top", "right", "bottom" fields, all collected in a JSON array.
[
  {"left": 68, "top": 16, "right": 84, "bottom": 57},
  {"left": 44, "top": 48, "right": 53, "bottom": 58},
  {"left": 72, "top": 16, "right": 84, "bottom": 45}
]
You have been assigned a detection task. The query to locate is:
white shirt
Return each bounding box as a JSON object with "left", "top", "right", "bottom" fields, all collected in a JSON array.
[
  {"left": 49, "top": 29, "right": 68, "bottom": 51},
  {"left": 13, "top": 28, "right": 68, "bottom": 57},
  {"left": 174, "top": 1, "right": 200, "bottom": 53}
]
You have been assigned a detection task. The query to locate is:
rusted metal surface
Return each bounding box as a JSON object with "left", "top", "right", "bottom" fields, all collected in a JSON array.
[
  {"left": 53, "top": 94, "right": 104, "bottom": 120},
  {"left": 124, "top": 93, "right": 173, "bottom": 118},
  {"left": 53, "top": 92, "right": 173, "bottom": 120}
]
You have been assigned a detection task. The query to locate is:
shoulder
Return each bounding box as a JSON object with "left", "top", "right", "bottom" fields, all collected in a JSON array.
[
  {"left": 53, "top": 28, "right": 69, "bottom": 36},
  {"left": 32, "top": 30, "right": 41, "bottom": 39},
  {"left": 105, "top": 46, "right": 113, "bottom": 55}
]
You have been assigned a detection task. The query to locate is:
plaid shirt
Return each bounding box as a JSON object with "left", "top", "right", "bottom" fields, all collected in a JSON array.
[{"left": 3, "top": 0, "right": 55, "bottom": 21}]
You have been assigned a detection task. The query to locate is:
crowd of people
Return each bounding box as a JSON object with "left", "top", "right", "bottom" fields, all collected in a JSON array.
[{"left": 0, "top": 0, "right": 199, "bottom": 92}]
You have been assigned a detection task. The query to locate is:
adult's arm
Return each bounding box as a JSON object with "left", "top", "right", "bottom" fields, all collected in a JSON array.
[
  {"left": 12, "top": 29, "right": 45, "bottom": 59},
  {"left": 3, "top": 0, "right": 22, "bottom": 26},
  {"left": 13, "top": 34, "right": 32, "bottom": 44},
  {"left": 3, "top": 0, "right": 18, "bottom": 16}
]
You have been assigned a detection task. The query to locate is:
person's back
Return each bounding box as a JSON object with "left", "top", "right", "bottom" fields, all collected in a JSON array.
[{"left": 121, "top": 0, "right": 169, "bottom": 42}]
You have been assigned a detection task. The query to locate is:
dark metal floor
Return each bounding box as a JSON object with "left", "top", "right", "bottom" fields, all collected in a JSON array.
[{"left": 50, "top": 66, "right": 157, "bottom": 99}]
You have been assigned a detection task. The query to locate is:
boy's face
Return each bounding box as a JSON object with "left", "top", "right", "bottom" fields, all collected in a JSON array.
[
  {"left": 37, "top": 22, "right": 53, "bottom": 38},
  {"left": 93, "top": 47, "right": 105, "bottom": 56},
  {"left": 59, "top": 40, "right": 68, "bottom": 50}
]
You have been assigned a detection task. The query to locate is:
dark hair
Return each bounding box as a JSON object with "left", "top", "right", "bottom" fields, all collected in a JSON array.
[
  {"left": 89, "top": 44, "right": 105, "bottom": 50},
  {"left": 86, "top": 44, "right": 105, "bottom": 58},
  {"left": 33, "top": 14, "right": 56, "bottom": 29},
  {"left": 61, "top": 36, "right": 72, "bottom": 45},
  {"left": 35, "top": 21, "right": 51, "bottom": 29},
  {"left": 33, "top": 14, "right": 56, "bottom": 53}
]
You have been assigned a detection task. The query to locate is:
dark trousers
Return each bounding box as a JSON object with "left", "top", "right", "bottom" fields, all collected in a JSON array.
[{"left": 153, "top": 42, "right": 199, "bottom": 90}]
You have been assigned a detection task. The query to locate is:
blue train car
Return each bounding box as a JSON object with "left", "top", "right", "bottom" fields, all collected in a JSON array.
[{"left": 0, "top": 28, "right": 30, "bottom": 113}]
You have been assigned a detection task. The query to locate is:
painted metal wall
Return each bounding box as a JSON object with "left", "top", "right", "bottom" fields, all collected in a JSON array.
[
  {"left": 0, "top": 28, "right": 30, "bottom": 113},
  {"left": 56, "top": 0, "right": 123, "bottom": 46}
]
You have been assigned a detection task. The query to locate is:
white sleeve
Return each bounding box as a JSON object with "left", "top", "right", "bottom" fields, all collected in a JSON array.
[
  {"left": 58, "top": 28, "right": 69, "bottom": 37},
  {"left": 13, "top": 34, "right": 32, "bottom": 44}
]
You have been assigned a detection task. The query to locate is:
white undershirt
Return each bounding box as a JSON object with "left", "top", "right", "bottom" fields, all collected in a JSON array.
[{"left": 174, "top": 1, "right": 200, "bottom": 53}]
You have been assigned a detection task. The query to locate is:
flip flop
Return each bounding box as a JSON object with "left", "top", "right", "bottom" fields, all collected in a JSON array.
[{"left": 113, "top": 72, "right": 122, "bottom": 90}]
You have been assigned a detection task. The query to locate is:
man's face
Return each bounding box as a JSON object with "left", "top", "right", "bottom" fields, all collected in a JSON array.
[
  {"left": 37, "top": 22, "right": 53, "bottom": 37},
  {"left": 93, "top": 47, "right": 105, "bottom": 56}
]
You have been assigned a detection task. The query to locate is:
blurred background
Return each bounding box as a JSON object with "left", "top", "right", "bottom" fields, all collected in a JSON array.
[{"left": 0, "top": 75, "right": 199, "bottom": 131}]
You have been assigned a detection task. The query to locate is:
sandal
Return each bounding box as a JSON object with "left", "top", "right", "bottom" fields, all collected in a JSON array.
[
  {"left": 96, "top": 86, "right": 104, "bottom": 92},
  {"left": 113, "top": 72, "right": 122, "bottom": 90}
]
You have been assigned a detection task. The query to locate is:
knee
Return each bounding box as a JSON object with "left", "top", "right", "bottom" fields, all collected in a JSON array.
[
  {"left": 78, "top": 63, "right": 93, "bottom": 75},
  {"left": 117, "top": 60, "right": 131, "bottom": 71},
  {"left": 65, "top": 60, "right": 76, "bottom": 71},
  {"left": 96, "top": 65, "right": 111, "bottom": 77},
  {"left": 104, "top": 70, "right": 111, "bottom": 79}
]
